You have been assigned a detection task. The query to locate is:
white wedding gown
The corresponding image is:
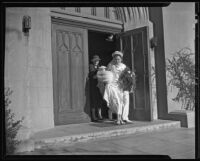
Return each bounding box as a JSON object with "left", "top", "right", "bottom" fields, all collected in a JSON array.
[{"left": 103, "top": 62, "right": 126, "bottom": 115}]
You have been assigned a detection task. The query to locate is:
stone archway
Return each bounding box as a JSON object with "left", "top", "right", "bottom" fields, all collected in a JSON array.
[{"left": 114, "top": 7, "right": 149, "bottom": 31}]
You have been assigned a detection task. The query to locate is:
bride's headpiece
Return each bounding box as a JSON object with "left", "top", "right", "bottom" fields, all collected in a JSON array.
[{"left": 112, "top": 51, "right": 123, "bottom": 58}]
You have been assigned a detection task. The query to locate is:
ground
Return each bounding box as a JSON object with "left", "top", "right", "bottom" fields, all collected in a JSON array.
[{"left": 17, "top": 127, "right": 195, "bottom": 159}]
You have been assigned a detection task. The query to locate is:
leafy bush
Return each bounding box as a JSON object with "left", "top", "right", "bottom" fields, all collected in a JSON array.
[
  {"left": 5, "top": 87, "right": 24, "bottom": 154},
  {"left": 166, "top": 47, "right": 195, "bottom": 111}
]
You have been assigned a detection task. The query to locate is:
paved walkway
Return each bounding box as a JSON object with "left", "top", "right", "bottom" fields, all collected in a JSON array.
[
  {"left": 17, "top": 127, "right": 195, "bottom": 159},
  {"left": 32, "top": 120, "right": 180, "bottom": 145}
]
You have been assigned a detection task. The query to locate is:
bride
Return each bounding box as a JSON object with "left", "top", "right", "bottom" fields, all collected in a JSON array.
[{"left": 103, "top": 51, "right": 132, "bottom": 125}]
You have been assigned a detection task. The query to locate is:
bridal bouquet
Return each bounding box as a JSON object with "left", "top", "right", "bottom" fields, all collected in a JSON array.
[
  {"left": 97, "top": 66, "right": 114, "bottom": 84},
  {"left": 118, "top": 67, "right": 136, "bottom": 93}
]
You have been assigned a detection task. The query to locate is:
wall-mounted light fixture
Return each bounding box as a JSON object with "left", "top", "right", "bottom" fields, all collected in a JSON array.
[
  {"left": 106, "top": 34, "right": 114, "bottom": 42},
  {"left": 150, "top": 37, "right": 158, "bottom": 49},
  {"left": 22, "top": 15, "right": 31, "bottom": 36}
]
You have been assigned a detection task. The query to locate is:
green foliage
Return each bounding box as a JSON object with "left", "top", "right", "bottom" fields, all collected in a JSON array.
[
  {"left": 5, "top": 87, "right": 24, "bottom": 154},
  {"left": 166, "top": 47, "right": 195, "bottom": 111}
]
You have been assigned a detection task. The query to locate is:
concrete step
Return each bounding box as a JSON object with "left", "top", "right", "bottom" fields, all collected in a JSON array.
[{"left": 32, "top": 119, "right": 180, "bottom": 149}]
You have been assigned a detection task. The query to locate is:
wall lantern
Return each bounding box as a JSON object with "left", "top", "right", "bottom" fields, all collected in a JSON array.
[
  {"left": 150, "top": 37, "right": 158, "bottom": 49},
  {"left": 106, "top": 34, "right": 114, "bottom": 42},
  {"left": 22, "top": 15, "right": 31, "bottom": 36}
]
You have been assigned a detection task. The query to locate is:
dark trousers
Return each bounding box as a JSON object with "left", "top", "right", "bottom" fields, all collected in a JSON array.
[{"left": 90, "top": 81, "right": 103, "bottom": 110}]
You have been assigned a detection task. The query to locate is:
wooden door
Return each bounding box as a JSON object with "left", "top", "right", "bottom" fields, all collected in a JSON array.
[
  {"left": 118, "top": 26, "right": 153, "bottom": 121},
  {"left": 52, "top": 22, "right": 90, "bottom": 125}
]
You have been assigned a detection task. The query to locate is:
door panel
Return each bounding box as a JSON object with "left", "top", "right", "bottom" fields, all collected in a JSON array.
[
  {"left": 118, "top": 26, "right": 152, "bottom": 121},
  {"left": 52, "top": 22, "right": 90, "bottom": 125}
]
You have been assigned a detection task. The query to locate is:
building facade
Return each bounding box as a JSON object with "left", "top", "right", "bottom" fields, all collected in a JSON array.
[{"left": 5, "top": 7, "right": 169, "bottom": 141}]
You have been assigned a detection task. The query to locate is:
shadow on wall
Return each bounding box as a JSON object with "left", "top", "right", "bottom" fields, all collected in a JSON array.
[
  {"left": 5, "top": 27, "right": 22, "bottom": 52},
  {"left": 6, "top": 27, "right": 22, "bottom": 40}
]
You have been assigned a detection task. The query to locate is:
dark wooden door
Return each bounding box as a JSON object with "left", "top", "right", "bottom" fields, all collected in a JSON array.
[
  {"left": 52, "top": 22, "right": 90, "bottom": 125},
  {"left": 118, "top": 26, "right": 153, "bottom": 121}
]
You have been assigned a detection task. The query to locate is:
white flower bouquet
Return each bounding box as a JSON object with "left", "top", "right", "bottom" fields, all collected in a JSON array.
[{"left": 97, "top": 66, "right": 114, "bottom": 84}]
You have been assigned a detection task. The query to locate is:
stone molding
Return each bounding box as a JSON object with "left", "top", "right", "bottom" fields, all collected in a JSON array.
[{"left": 50, "top": 7, "right": 150, "bottom": 32}]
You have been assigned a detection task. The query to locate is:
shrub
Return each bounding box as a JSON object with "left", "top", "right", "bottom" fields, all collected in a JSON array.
[
  {"left": 5, "top": 87, "right": 24, "bottom": 154},
  {"left": 166, "top": 47, "right": 195, "bottom": 111}
]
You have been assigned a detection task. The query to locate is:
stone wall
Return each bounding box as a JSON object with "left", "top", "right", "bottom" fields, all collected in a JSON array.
[
  {"left": 149, "top": 7, "right": 169, "bottom": 119},
  {"left": 149, "top": 21, "right": 158, "bottom": 120},
  {"left": 5, "top": 8, "right": 54, "bottom": 140}
]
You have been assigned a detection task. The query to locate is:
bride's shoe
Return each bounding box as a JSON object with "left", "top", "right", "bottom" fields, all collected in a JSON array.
[
  {"left": 120, "top": 120, "right": 125, "bottom": 125},
  {"left": 124, "top": 120, "right": 133, "bottom": 123}
]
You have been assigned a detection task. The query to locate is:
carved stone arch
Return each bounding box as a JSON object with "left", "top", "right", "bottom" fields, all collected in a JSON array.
[
  {"left": 113, "top": 7, "right": 125, "bottom": 22},
  {"left": 112, "top": 7, "right": 150, "bottom": 31},
  {"left": 91, "top": 7, "right": 96, "bottom": 16}
]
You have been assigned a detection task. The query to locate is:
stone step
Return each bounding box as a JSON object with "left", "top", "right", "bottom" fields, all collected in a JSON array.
[{"left": 32, "top": 120, "right": 181, "bottom": 149}]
